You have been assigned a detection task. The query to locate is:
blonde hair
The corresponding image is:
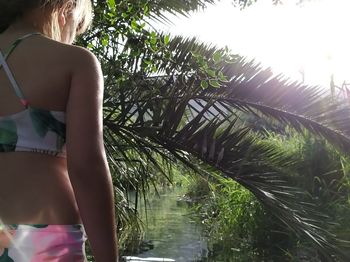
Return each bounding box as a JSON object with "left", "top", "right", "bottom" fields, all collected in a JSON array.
[{"left": 0, "top": 0, "right": 93, "bottom": 40}]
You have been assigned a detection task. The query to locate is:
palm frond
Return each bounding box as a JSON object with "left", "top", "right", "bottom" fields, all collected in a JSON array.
[
  {"left": 77, "top": 3, "right": 350, "bottom": 257},
  {"left": 126, "top": 35, "right": 350, "bottom": 154},
  {"left": 210, "top": 57, "right": 350, "bottom": 153},
  {"left": 102, "top": 57, "right": 350, "bottom": 258},
  {"left": 147, "top": 0, "right": 216, "bottom": 23}
]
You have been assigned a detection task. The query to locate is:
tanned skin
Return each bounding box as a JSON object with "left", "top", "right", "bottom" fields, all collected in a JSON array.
[{"left": 0, "top": 6, "right": 118, "bottom": 262}]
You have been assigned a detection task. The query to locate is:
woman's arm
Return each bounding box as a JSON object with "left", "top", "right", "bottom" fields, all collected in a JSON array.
[{"left": 65, "top": 47, "right": 118, "bottom": 262}]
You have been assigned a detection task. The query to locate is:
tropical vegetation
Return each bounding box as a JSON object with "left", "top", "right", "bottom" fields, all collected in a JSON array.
[
  {"left": 186, "top": 130, "right": 350, "bottom": 260},
  {"left": 76, "top": 0, "right": 350, "bottom": 261}
]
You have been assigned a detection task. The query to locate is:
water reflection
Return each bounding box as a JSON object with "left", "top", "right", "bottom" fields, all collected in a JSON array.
[{"left": 134, "top": 187, "right": 209, "bottom": 262}]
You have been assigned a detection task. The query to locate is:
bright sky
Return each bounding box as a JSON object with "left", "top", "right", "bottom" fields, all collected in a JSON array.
[{"left": 155, "top": 0, "right": 350, "bottom": 93}]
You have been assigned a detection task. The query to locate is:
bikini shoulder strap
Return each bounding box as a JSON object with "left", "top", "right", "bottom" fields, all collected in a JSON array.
[
  {"left": 0, "top": 32, "right": 41, "bottom": 108},
  {"left": 0, "top": 50, "right": 28, "bottom": 108},
  {"left": 5, "top": 32, "right": 41, "bottom": 59}
]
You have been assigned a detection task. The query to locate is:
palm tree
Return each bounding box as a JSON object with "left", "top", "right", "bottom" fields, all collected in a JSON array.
[{"left": 77, "top": 0, "right": 350, "bottom": 260}]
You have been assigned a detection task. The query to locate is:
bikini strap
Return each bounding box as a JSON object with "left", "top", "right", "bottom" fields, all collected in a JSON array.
[
  {"left": 0, "top": 50, "right": 28, "bottom": 108},
  {"left": 4, "top": 32, "right": 41, "bottom": 59},
  {"left": 0, "top": 32, "right": 41, "bottom": 108}
]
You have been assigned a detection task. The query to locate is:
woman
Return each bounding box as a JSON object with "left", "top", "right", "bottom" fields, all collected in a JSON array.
[{"left": 0, "top": 0, "right": 118, "bottom": 261}]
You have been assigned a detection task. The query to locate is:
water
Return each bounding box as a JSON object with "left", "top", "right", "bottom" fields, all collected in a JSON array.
[
  {"left": 127, "top": 188, "right": 263, "bottom": 262},
  {"left": 134, "top": 187, "right": 209, "bottom": 262},
  {"left": 127, "top": 188, "right": 323, "bottom": 262}
]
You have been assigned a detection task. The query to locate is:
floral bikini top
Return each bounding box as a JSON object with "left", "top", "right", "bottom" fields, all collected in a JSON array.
[{"left": 0, "top": 33, "right": 66, "bottom": 158}]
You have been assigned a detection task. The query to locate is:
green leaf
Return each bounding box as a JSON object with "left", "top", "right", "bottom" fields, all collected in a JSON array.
[
  {"left": 107, "top": 0, "right": 116, "bottom": 11},
  {"left": 151, "top": 65, "right": 158, "bottom": 72},
  {"left": 101, "top": 35, "right": 109, "bottom": 47},
  {"left": 213, "top": 51, "right": 222, "bottom": 63},
  {"left": 209, "top": 79, "right": 221, "bottom": 88},
  {"left": 207, "top": 69, "right": 216, "bottom": 78},
  {"left": 150, "top": 33, "right": 157, "bottom": 45},
  {"left": 131, "top": 19, "right": 139, "bottom": 30},
  {"left": 164, "top": 35, "right": 170, "bottom": 45},
  {"left": 201, "top": 80, "right": 209, "bottom": 89},
  {"left": 143, "top": 4, "right": 149, "bottom": 15},
  {"left": 218, "top": 71, "right": 229, "bottom": 82}
]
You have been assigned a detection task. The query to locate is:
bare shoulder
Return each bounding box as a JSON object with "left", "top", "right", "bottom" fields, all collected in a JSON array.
[
  {"left": 61, "top": 44, "right": 99, "bottom": 69},
  {"left": 68, "top": 45, "right": 100, "bottom": 68},
  {"left": 39, "top": 36, "right": 101, "bottom": 72},
  {"left": 67, "top": 45, "right": 103, "bottom": 85}
]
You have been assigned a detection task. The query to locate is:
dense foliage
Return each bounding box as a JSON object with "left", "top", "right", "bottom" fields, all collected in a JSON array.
[
  {"left": 76, "top": 0, "right": 350, "bottom": 260},
  {"left": 186, "top": 130, "right": 350, "bottom": 260}
]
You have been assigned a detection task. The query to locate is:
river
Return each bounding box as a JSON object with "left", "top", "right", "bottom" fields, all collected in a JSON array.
[{"left": 131, "top": 187, "right": 210, "bottom": 262}]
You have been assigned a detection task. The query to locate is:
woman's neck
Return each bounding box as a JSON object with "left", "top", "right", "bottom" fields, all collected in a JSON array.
[{"left": 6, "top": 20, "right": 44, "bottom": 35}]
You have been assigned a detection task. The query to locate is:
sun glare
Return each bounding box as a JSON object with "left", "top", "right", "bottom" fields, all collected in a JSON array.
[
  {"left": 248, "top": 0, "right": 350, "bottom": 88},
  {"left": 160, "top": 0, "right": 350, "bottom": 93}
]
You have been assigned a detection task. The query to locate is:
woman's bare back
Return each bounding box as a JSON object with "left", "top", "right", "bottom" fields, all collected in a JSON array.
[{"left": 0, "top": 32, "right": 82, "bottom": 224}]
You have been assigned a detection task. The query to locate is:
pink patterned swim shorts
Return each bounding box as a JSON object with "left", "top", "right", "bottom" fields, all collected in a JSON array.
[{"left": 0, "top": 224, "right": 87, "bottom": 261}]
